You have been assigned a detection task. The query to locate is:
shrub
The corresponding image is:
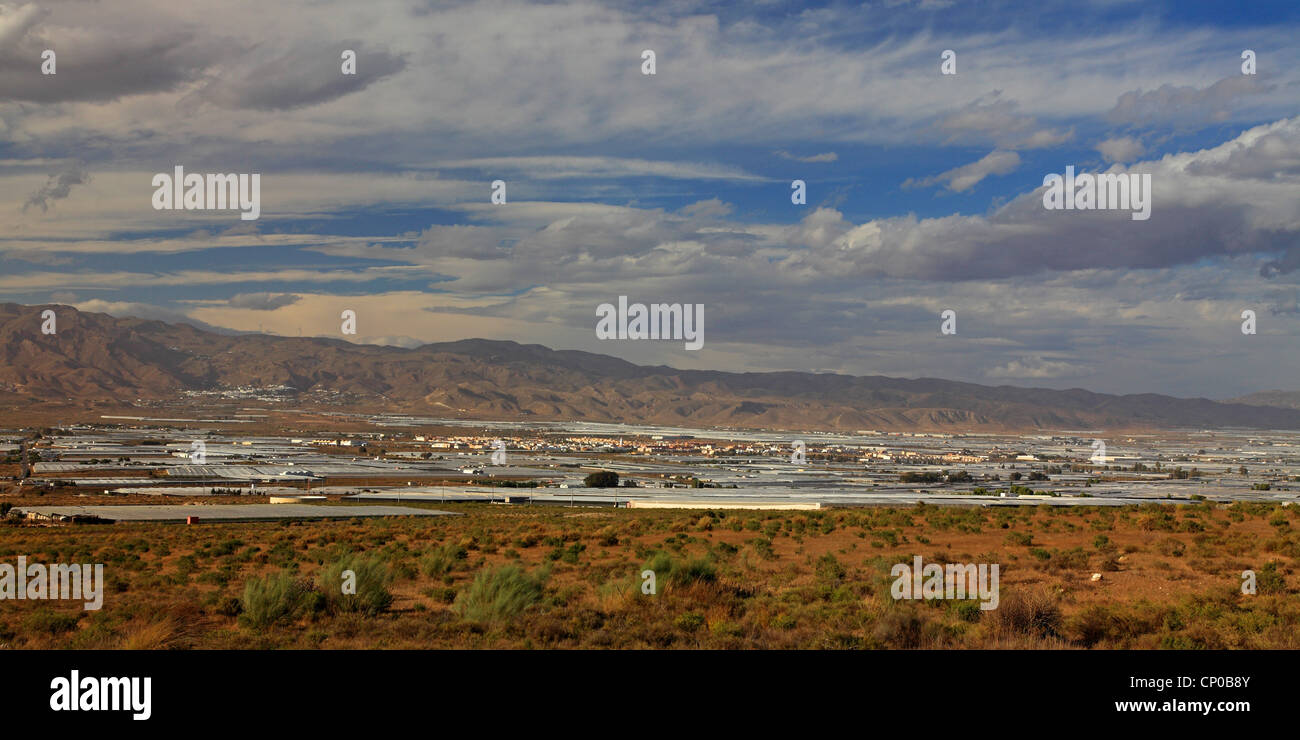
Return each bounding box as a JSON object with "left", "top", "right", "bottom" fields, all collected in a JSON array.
[
  {"left": 584, "top": 471, "right": 620, "bottom": 488},
  {"left": 452, "top": 565, "right": 548, "bottom": 623},
  {"left": 391, "top": 560, "right": 418, "bottom": 580},
  {"left": 23, "top": 608, "right": 79, "bottom": 635},
  {"left": 239, "top": 572, "right": 314, "bottom": 629},
  {"left": 421, "top": 544, "right": 468, "bottom": 577},
  {"left": 214, "top": 596, "right": 243, "bottom": 617},
  {"left": 710, "top": 621, "right": 743, "bottom": 637},
  {"left": 671, "top": 557, "right": 717, "bottom": 586},
  {"left": 422, "top": 586, "right": 458, "bottom": 604},
  {"left": 990, "top": 589, "right": 1062, "bottom": 639},
  {"left": 771, "top": 613, "right": 797, "bottom": 630},
  {"left": 1155, "top": 537, "right": 1186, "bottom": 557},
  {"left": 644, "top": 551, "right": 673, "bottom": 580},
  {"left": 675, "top": 613, "right": 705, "bottom": 632},
  {"left": 318, "top": 555, "right": 393, "bottom": 616},
  {"left": 557, "top": 542, "right": 585, "bottom": 564},
  {"left": 1051, "top": 547, "right": 1089, "bottom": 570},
  {"left": 815, "top": 553, "right": 846, "bottom": 582},
  {"left": 872, "top": 608, "right": 924, "bottom": 648},
  {"left": 1068, "top": 605, "right": 1119, "bottom": 647},
  {"left": 953, "top": 600, "right": 983, "bottom": 623},
  {"left": 641, "top": 551, "right": 717, "bottom": 588},
  {"left": 747, "top": 537, "right": 776, "bottom": 560},
  {"left": 1257, "top": 562, "right": 1288, "bottom": 594}
]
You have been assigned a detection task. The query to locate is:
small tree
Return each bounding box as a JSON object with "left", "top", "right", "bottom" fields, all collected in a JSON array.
[{"left": 584, "top": 470, "right": 619, "bottom": 488}]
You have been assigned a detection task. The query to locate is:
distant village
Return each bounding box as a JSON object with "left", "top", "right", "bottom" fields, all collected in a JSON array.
[{"left": 4, "top": 410, "right": 1298, "bottom": 512}]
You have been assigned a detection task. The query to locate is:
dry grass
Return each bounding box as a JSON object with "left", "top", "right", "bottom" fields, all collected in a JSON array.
[{"left": 0, "top": 499, "right": 1296, "bottom": 649}]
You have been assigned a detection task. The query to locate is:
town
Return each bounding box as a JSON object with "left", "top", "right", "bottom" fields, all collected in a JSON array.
[{"left": 4, "top": 406, "right": 1298, "bottom": 522}]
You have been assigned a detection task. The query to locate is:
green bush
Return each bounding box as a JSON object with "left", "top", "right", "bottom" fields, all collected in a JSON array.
[
  {"left": 1257, "top": 562, "right": 1288, "bottom": 594},
  {"left": 771, "top": 613, "right": 797, "bottom": 630},
  {"left": 23, "top": 608, "right": 79, "bottom": 635},
  {"left": 1051, "top": 547, "right": 1089, "bottom": 570},
  {"left": 815, "top": 553, "right": 846, "bottom": 582},
  {"left": 452, "top": 565, "right": 548, "bottom": 623},
  {"left": 671, "top": 557, "right": 717, "bottom": 586},
  {"left": 318, "top": 555, "right": 393, "bottom": 616},
  {"left": 954, "top": 600, "right": 983, "bottom": 623},
  {"left": 641, "top": 551, "right": 717, "bottom": 588},
  {"left": 675, "top": 612, "right": 705, "bottom": 632},
  {"left": 239, "top": 572, "right": 314, "bottom": 628},
  {"left": 560, "top": 542, "right": 585, "bottom": 564},
  {"left": 644, "top": 551, "right": 673, "bottom": 577},
  {"left": 747, "top": 537, "right": 776, "bottom": 560},
  {"left": 421, "top": 544, "right": 468, "bottom": 577},
  {"left": 422, "top": 586, "right": 458, "bottom": 604},
  {"left": 584, "top": 470, "right": 620, "bottom": 488}
]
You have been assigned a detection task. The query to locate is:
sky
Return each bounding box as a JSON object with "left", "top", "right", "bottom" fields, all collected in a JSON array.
[{"left": 2, "top": 0, "right": 1300, "bottom": 400}]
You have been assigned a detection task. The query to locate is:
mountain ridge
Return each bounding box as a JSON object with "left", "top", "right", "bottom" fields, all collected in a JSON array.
[{"left": 0, "top": 302, "right": 1293, "bottom": 432}]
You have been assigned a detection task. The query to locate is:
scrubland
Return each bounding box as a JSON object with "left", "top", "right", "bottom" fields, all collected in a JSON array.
[{"left": 1, "top": 500, "right": 1297, "bottom": 649}]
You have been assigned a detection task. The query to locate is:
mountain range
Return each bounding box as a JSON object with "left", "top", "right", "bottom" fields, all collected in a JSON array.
[{"left": 0, "top": 302, "right": 1295, "bottom": 432}]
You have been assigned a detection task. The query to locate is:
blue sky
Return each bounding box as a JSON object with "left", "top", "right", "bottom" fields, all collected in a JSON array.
[{"left": 3, "top": 0, "right": 1300, "bottom": 399}]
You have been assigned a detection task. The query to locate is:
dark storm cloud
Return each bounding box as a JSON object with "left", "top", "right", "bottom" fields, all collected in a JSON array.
[{"left": 0, "top": 18, "right": 220, "bottom": 103}]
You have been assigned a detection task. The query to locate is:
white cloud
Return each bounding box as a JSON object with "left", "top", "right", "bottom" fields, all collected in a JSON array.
[
  {"left": 1096, "top": 136, "right": 1146, "bottom": 163},
  {"left": 904, "top": 149, "right": 1020, "bottom": 192},
  {"left": 430, "top": 156, "right": 766, "bottom": 181},
  {"left": 775, "top": 150, "right": 839, "bottom": 163},
  {"left": 1107, "top": 75, "right": 1274, "bottom": 127},
  {"left": 987, "top": 356, "right": 1087, "bottom": 379}
]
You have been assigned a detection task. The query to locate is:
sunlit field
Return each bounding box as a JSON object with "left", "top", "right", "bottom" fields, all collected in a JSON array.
[{"left": 3, "top": 500, "right": 1296, "bottom": 650}]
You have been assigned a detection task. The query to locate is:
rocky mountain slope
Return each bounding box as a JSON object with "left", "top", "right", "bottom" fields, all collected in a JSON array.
[{"left": 1, "top": 303, "right": 1294, "bottom": 432}]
